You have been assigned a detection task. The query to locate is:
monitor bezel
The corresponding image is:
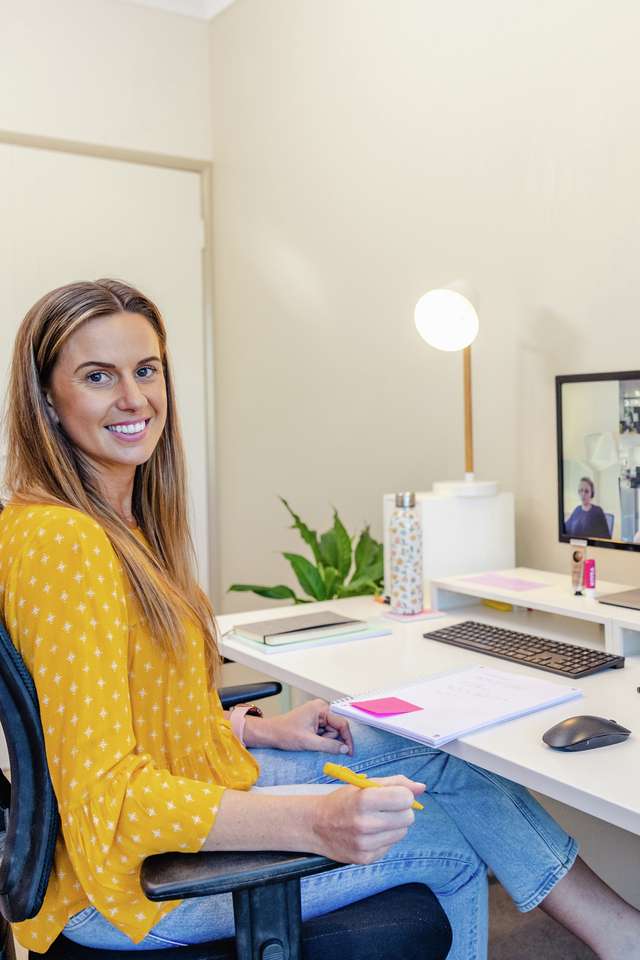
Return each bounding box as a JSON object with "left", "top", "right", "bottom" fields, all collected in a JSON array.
[{"left": 556, "top": 370, "right": 640, "bottom": 552}]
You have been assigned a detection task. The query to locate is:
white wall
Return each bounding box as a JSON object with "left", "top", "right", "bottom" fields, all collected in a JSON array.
[
  {"left": 209, "top": 0, "right": 523, "bottom": 610},
  {"left": 0, "top": 0, "right": 211, "bottom": 158},
  {"left": 209, "top": 0, "right": 640, "bottom": 610},
  {"left": 208, "top": 0, "right": 640, "bottom": 903}
]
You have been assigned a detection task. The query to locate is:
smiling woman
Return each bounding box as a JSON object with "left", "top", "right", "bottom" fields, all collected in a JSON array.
[
  {"left": 2, "top": 280, "right": 640, "bottom": 959},
  {"left": 5, "top": 279, "right": 217, "bottom": 671}
]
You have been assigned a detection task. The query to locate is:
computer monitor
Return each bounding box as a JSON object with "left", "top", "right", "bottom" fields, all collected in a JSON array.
[{"left": 556, "top": 371, "right": 640, "bottom": 552}]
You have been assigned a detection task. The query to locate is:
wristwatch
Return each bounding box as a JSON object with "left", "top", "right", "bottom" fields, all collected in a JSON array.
[{"left": 229, "top": 703, "right": 263, "bottom": 745}]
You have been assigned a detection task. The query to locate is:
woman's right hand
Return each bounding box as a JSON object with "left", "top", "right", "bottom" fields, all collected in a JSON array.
[
  {"left": 310, "top": 776, "right": 425, "bottom": 864},
  {"left": 201, "top": 776, "right": 425, "bottom": 860}
]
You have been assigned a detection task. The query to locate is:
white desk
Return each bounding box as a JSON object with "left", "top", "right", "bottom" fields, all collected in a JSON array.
[{"left": 220, "top": 577, "right": 640, "bottom": 838}]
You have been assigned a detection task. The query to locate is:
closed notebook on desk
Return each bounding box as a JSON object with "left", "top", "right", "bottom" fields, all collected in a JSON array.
[
  {"left": 232, "top": 610, "right": 367, "bottom": 646},
  {"left": 331, "top": 666, "right": 582, "bottom": 747}
]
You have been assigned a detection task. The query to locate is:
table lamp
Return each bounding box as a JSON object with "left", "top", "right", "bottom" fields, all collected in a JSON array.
[{"left": 414, "top": 284, "right": 497, "bottom": 496}]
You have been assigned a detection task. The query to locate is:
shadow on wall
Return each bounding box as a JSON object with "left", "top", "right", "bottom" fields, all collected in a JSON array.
[{"left": 519, "top": 306, "right": 587, "bottom": 373}]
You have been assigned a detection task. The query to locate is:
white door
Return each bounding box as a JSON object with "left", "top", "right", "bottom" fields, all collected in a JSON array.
[
  {"left": 0, "top": 142, "right": 210, "bottom": 582},
  {"left": 0, "top": 142, "right": 211, "bottom": 766}
]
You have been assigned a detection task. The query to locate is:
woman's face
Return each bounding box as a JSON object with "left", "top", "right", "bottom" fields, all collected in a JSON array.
[
  {"left": 47, "top": 311, "right": 167, "bottom": 481},
  {"left": 578, "top": 481, "right": 593, "bottom": 506}
]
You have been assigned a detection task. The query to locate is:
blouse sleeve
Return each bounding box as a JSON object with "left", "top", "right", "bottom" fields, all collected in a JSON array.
[{"left": 3, "top": 511, "right": 220, "bottom": 922}]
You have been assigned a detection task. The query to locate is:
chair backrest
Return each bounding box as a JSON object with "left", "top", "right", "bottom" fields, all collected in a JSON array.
[
  {"left": 0, "top": 620, "right": 59, "bottom": 921},
  {"left": 605, "top": 512, "right": 615, "bottom": 537}
]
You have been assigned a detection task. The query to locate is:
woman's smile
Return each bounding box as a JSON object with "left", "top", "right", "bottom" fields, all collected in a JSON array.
[{"left": 105, "top": 417, "right": 152, "bottom": 442}]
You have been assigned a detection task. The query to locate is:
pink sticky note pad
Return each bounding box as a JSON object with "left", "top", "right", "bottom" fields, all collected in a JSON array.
[{"left": 351, "top": 697, "right": 422, "bottom": 717}]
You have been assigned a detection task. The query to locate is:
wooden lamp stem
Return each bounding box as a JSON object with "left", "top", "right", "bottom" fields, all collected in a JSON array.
[{"left": 463, "top": 345, "right": 474, "bottom": 475}]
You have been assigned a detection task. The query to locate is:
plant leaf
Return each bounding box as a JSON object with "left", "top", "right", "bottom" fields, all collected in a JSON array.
[
  {"left": 279, "top": 497, "right": 323, "bottom": 566},
  {"left": 228, "top": 583, "right": 301, "bottom": 601},
  {"left": 332, "top": 509, "right": 352, "bottom": 580},
  {"left": 321, "top": 565, "right": 340, "bottom": 598},
  {"left": 283, "top": 552, "right": 327, "bottom": 601},
  {"left": 352, "top": 527, "right": 383, "bottom": 584},
  {"left": 354, "top": 526, "right": 377, "bottom": 573},
  {"left": 319, "top": 529, "right": 339, "bottom": 569},
  {"left": 351, "top": 555, "right": 383, "bottom": 586},
  {"left": 337, "top": 578, "right": 379, "bottom": 598}
]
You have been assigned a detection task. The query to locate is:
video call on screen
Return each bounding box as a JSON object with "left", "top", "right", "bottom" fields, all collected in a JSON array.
[{"left": 560, "top": 375, "right": 640, "bottom": 544}]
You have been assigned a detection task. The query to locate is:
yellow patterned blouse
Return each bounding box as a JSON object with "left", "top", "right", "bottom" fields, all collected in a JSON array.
[{"left": 0, "top": 502, "right": 259, "bottom": 951}]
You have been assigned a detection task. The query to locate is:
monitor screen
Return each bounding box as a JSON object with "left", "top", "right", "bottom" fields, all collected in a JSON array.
[{"left": 557, "top": 371, "right": 640, "bottom": 551}]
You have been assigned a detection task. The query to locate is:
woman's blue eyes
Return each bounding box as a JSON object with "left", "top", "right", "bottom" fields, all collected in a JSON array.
[{"left": 85, "top": 366, "right": 158, "bottom": 384}]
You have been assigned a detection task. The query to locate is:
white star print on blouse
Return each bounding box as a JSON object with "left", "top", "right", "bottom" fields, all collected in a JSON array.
[{"left": 0, "top": 503, "right": 258, "bottom": 951}]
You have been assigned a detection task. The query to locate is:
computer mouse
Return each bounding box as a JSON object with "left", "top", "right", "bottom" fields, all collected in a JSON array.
[{"left": 542, "top": 715, "right": 631, "bottom": 752}]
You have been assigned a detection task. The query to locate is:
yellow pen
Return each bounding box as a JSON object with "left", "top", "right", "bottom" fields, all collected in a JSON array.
[{"left": 323, "top": 762, "right": 424, "bottom": 811}]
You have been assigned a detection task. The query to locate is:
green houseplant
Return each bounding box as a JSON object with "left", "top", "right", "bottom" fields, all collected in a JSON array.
[{"left": 228, "top": 498, "right": 384, "bottom": 603}]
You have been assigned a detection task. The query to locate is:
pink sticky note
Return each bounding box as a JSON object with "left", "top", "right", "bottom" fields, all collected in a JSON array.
[{"left": 351, "top": 697, "right": 422, "bottom": 717}]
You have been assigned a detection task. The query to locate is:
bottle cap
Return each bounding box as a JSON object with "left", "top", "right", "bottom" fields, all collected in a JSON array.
[{"left": 395, "top": 492, "right": 416, "bottom": 508}]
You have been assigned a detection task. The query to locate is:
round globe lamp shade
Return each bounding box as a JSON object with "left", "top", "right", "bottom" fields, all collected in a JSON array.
[{"left": 414, "top": 289, "right": 479, "bottom": 351}]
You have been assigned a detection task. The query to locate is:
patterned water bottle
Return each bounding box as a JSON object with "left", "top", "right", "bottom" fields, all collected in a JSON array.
[{"left": 389, "top": 492, "right": 423, "bottom": 615}]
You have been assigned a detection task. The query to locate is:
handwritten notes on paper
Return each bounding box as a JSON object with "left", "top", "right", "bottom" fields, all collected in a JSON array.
[{"left": 332, "top": 666, "right": 581, "bottom": 747}]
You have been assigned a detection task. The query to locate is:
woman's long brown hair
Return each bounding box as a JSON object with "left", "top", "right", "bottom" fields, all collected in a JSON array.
[{"left": 3, "top": 279, "right": 220, "bottom": 681}]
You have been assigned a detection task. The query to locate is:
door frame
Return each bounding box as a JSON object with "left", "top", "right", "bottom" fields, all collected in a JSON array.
[{"left": 0, "top": 128, "right": 220, "bottom": 605}]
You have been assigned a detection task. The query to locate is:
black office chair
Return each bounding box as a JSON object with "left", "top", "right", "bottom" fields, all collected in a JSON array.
[{"left": 0, "top": 620, "right": 452, "bottom": 960}]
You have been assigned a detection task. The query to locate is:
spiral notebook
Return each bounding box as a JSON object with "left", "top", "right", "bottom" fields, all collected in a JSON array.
[{"left": 331, "top": 666, "right": 582, "bottom": 747}]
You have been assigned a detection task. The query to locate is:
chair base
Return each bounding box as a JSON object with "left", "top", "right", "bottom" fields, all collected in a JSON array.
[{"left": 30, "top": 884, "right": 452, "bottom": 960}]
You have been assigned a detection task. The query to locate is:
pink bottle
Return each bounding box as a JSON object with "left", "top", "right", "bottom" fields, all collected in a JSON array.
[{"left": 583, "top": 558, "right": 596, "bottom": 595}]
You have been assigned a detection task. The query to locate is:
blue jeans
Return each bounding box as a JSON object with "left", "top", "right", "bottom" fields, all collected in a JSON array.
[{"left": 63, "top": 723, "right": 578, "bottom": 960}]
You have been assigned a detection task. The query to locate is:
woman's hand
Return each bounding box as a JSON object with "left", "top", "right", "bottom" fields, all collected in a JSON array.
[
  {"left": 311, "top": 776, "right": 425, "bottom": 864},
  {"left": 202, "top": 776, "right": 425, "bottom": 864},
  {"left": 243, "top": 699, "right": 353, "bottom": 754}
]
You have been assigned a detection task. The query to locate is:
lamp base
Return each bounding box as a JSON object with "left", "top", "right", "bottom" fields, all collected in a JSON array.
[{"left": 432, "top": 475, "right": 498, "bottom": 498}]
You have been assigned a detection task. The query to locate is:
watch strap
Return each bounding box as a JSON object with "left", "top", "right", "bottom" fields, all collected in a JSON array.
[{"left": 229, "top": 703, "right": 263, "bottom": 746}]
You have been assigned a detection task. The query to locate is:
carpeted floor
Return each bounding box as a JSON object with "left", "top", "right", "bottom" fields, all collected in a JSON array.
[{"left": 489, "top": 881, "right": 597, "bottom": 959}]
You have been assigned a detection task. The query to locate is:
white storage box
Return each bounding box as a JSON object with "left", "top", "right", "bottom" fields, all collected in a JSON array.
[{"left": 383, "top": 490, "right": 515, "bottom": 597}]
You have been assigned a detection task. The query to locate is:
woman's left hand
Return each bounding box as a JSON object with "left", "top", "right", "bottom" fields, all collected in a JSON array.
[{"left": 244, "top": 699, "right": 353, "bottom": 755}]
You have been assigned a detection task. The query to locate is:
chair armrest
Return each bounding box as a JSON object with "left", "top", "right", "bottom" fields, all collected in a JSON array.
[
  {"left": 218, "top": 682, "right": 282, "bottom": 709},
  {"left": 140, "top": 850, "right": 335, "bottom": 901}
]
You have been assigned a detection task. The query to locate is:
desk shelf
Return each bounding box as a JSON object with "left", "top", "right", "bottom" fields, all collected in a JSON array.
[
  {"left": 430, "top": 567, "right": 640, "bottom": 658},
  {"left": 430, "top": 601, "right": 607, "bottom": 651}
]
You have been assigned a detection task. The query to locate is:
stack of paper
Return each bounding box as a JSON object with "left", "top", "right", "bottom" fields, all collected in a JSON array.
[{"left": 331, "top": 666, "right": 582, "bottom": 747}]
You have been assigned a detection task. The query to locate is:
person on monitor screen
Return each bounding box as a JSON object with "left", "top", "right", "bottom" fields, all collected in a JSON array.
[
  {"left": 3, "top": 280, "right": 640, "bottom": 960},
  {"left": 565, "top": 477, "right": 612, "bottom": 539}
]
